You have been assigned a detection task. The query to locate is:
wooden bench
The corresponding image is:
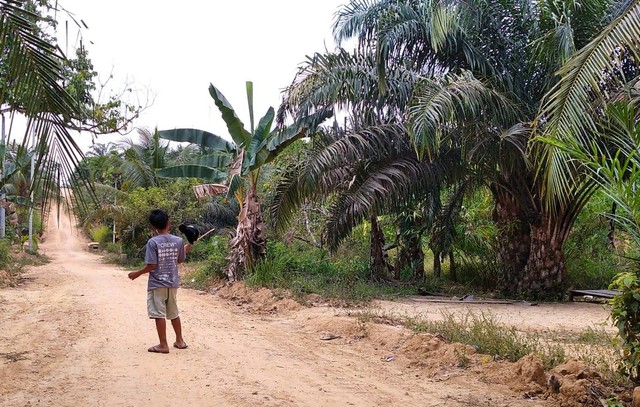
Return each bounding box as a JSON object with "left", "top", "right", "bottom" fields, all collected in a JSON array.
[{"left": 568, "top": 289, "right": 619, "bottom": 302}]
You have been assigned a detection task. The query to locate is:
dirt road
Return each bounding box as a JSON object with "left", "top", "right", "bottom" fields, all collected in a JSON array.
[{"left": 0, "top": 209, "right": 611, "bottom": 406}]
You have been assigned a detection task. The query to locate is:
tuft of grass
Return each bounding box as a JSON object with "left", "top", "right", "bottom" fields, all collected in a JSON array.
[
  {"left": 546, "top": 325, "right": 614, "bottom": 346},
  {"left": 410, "top": 310, "right": 566, "bottom": 368},
  {"left": 0, "top": 239, "right": 10, "bottom": 269},
  {"left": 353, "top": 308, "right": 566, "bottom": 369},
  {"left": 90, "top": 225, "right": 112, "bottom": 245},
  {"left": 106, "top": 243, "right": 121, "bottom": 254}
]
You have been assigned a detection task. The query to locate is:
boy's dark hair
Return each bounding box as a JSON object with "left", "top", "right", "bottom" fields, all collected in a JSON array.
[{"left": 149, "top": 209, "right": 170, "bottom": 230}]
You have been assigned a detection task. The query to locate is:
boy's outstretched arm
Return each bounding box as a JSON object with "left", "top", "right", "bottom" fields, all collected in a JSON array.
[{"left": 128, "top": 264, "right": 156, "bottom": 280}]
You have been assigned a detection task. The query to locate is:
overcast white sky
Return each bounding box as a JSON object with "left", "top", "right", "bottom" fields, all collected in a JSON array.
[{"left": 58, "top": 0, "right": 348, "bottom": 151}]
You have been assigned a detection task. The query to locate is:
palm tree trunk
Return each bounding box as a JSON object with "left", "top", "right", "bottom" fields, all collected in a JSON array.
[
  {"left": 449, "top": 251, "right": 456, "bottom": 282},
  {"left": 493, "top": 192, "right": 531, "bottom": 295},
  {"left": 369, "top": 216, "right": 388, "bottom": 281},
  {"left": 519, "top": 214, "right": 565, "bottom": 299},
  {"left": 394, "top": 233, "right": 425, "bottom": 281},
  {"left": 493, "top": 192, "right": 567, "bottom": 299},
  {"left": 433, "top": 250, "right": 441, "bottom": 278}
]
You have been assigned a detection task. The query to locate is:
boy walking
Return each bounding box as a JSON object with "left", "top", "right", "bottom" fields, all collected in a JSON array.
[{"left": 128, "top": 209, "right": 191, "bottom": 353}]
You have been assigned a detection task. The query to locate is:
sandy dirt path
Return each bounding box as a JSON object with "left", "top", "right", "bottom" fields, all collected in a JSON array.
[{"left": 0, "top": 208, "right": 611, "bottom": 406}]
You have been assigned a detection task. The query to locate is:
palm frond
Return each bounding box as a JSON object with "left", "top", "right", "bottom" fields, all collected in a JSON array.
[
  {"left": 325, "top": 148, "right": 463, "bottom": 250},
  {"left": 537, "top": 0, "right": 640, "bottom": 205},
  {"left": 408, "top": 71, "right": 521, "bottom": 159},
  {"left": 279, "top": 49, "right": 418, "bottom": 126}
]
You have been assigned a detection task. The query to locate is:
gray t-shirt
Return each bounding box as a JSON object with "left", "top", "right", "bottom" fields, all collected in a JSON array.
[{"left": 145, "top": 234, "right": 185, "bottom": 290}]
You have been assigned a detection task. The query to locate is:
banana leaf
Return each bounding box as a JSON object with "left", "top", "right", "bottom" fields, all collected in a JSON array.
[
  {"left": 197, "top": 152, "right": 232, "bottom": 168},
  {"left": 245, "top": 107, "right": 275, "bottom": 171},
  {"left": 262, "top": 107, "right": 334, "bottom": 166},
  {"left": 158, "top": 128, "right": 235, "bottom": 152},
  {"left": 156, "top": 164, "right": 227, "bottom": 181},
  {"left": 209, "top": 84, "right": 251, "bottom": 148}
]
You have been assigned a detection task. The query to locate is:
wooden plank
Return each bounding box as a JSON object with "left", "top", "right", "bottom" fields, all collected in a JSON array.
[
  {"left": 406, "top": 296, "right": 518, "bottom": 305},
  {"left": 569, "top": 289, "right": 619, "bottom": 301}
]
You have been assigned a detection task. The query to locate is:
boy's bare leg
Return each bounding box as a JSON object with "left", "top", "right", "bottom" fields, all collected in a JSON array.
[
  {"left": 149, "top": 318, "right": 170, "bottom": 353},
  {"left": 171, "top": 317, "right": 187, "bottom": 349}
]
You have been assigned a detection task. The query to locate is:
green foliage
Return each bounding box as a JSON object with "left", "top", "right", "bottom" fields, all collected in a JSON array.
[
  {"left": 245, "top": 240, "right": 410, "bottom": 302},
  {"left": 609, "top": 271, "right": 640, "bottom": 383},
  {"left": 406, "top": 310, "right": 566, "bottom": 369},
  {"left": 0, "top": 239, "right": 10, "bottom": 269},
  {"left": 451, "top": 191, "right": 501, "bottom": 289},
  {"left": 90, "top": 225, "right": 111, "bottom": 245},
  {"left": 187, "top": 237, "right": 217, "bottom": 262},
  {"left": 119, "top": 180, "right": 201, "bottom": 258},
  {"left": 106, "top": 243, "right": 121, "bottom": 254},
  {"left": 183, "top": 236, "right": 229, "bottom": 290},
  {"left": 20, "top": 234, "right": 38, "bottom": 253},
  {"left": 565, "top": 192, "right": 630, "bottom": 289}
]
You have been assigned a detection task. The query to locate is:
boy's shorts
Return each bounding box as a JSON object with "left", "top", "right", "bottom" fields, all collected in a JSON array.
[{"left": 147, "top": 287, "right": 179, "bottom": 320}]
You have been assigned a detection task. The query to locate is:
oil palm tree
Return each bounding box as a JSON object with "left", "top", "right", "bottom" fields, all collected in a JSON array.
[
  {"left": 274, "top": 49, "right": 476, "bottom": 281},
  {"left": 278, "top": 0, "right": 635, "bottom": 298},
  {"left": 119, "top": 128, "right": 168, "bottom": 189}
]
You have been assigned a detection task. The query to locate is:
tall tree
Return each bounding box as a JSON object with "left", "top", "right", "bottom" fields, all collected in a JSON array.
[
  {"left": 278, "top": 0, "right": 640, "bottom": 298},
  {"left": 159, "top": 82, "right": 330, "bottom": 280}
]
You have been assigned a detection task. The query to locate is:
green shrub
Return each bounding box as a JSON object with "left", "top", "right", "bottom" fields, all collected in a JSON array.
[
  {"left": 183, "top": 236, "right": 229, "bottom": 290},
  {"left": 116, "top": 180, "right": 203, "bottom": 259},
  {"left": 186, "top": 237, "right": 216, "bottom": 262},
  {"left": 0, "top": 239, "right": 10, "bottom": 269},
  {"left": 450, "top": 191, "right": 502, "bottom": 290},
  {"left": 90, "top": 225, "right": 112, "bottom": 244},
  {"left": 20, "top": 235, "right": 38, "bottom": 253},
  {"left": 565, "top": 192, "right": 629, "bottom": 289},
  {"left": 244, "top": 240, "right": 407, "bottom": 302},
  {"left": 609, "top": 271, "right": 640, "bottom": 383},
  {"left": 106, "top": 243, "right": 121, "bottom": 253}
]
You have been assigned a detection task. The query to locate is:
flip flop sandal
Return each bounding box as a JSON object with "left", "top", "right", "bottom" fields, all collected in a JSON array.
[{"left": 148, "top": 346, "right": 170, "bottom": 354}]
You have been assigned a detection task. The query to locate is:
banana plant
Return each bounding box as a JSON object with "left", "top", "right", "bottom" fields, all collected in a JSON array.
[{"left": 158, "top": 81, "right": 331, "bottom": 280}]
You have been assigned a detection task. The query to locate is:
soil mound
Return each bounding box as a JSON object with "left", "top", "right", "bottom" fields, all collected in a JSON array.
[
  {"left": 214, "top": 282, "right": 302, "bottom": 314},
  {"left": 545, "top": 360, "right": 609, "bottom": 407}
]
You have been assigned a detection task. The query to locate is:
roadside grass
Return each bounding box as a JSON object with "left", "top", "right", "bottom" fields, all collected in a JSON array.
[
  {"left": 0, "top": 243, "right": 50, "bottom": 287},
  {"left": 349, "top": 307, "right": 627, "bottom": 386}
]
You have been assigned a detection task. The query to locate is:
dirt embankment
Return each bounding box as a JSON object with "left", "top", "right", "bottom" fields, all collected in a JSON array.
[{"left": 0, "top": 208, "right": 626, "bottom": 406}]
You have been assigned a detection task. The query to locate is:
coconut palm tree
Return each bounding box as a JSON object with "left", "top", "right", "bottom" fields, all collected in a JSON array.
[{"left": 0, "top": 1, "right": 90, "bottom": 216}]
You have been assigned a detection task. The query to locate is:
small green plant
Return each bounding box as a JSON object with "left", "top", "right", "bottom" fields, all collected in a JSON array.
[
  {"left": 609, "top": 271, "right": 640, "bottom": 383},
  {"left": 20, "top": 235, "right": 39, "bottom": 253},
  {"left": 0, "top": 239, "right": 10, "bottom": 269},
  {"left": 575, "top": 326, "right": 614, "bottom": 346},
  {"left": 90, "top": 225, "right": 111, "bottom": 245},
  {"left": 106, "top": 243, "right": 121, "bottom": 253},
  {"left": 454, "top": 348, "right": 470, "bottom": 368}
]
